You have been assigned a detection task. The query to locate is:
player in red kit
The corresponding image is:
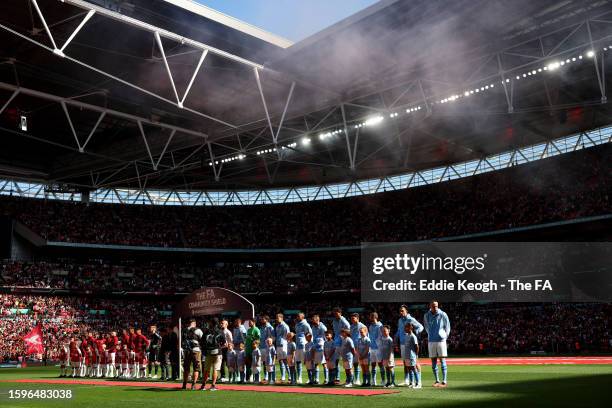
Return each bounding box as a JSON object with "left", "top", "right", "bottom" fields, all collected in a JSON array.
[
  {"left": 69, "top": 337, "right": 82, "bottom": 378},
  {"left": 96, "top": 339, "right": 107, "bottom": 377},
  {"left": 58, "top": 339, "right": 69, "bottom": 377},
  {"left": 119, "top": 343, "right": 130, "bottom": 378},
  {"left": 79, "top": 335, "right": 88, "bottom": 377},
  {"left": 133, "top": 328, "right": 151, "bottom": 379},
  {"left": 106, "top": 331, "right": 119, "bottom": 378},
  {"left": 128, "top": 328, "right": 138, "bottom": 378}
]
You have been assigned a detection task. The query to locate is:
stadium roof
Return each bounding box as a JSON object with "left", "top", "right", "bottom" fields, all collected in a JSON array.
[{"left": 0, "top": 0, "right": 612, "bottom": 193}]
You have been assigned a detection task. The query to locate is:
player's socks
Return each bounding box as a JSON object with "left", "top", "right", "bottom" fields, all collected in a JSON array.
[
  {"left": 408, "top": 369, "right": 414, "bottom": 385},
  {"left": 335, "top": 360, "right": 341, "bottom": 381},
  {"left": 296, "top": 361, "right": 302, "bottom": 383},
  {"left": 354, "top": 364, "right": 361, "bottom": 384},
  {"left": 328, "top": 368, "right": 336, "bottom": 384},
  {"left": 324, "top": 366, "right": 329, "bottom": 383},
  {"left": 415, "top": 369, "right": 421, "bottom": 385},
  {"left": 314, "top": 367, "right": 320, "bottom": 384},
  {"left": 441, "top": 359, "right": 447, "bottom": 383},
  {"left": 279, "top": 361, "right": 285, "bottom": 381},
  {"left": 431, "top": 359, "right": 439, "bottom": 383},
  {"left": 391, "top": 369, "right": 396, "bottom": 385}
]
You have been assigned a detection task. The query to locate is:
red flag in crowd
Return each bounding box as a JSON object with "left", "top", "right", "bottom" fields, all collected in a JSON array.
[{"left": 23, "top": 324, "right": 44, "bottom": 355}]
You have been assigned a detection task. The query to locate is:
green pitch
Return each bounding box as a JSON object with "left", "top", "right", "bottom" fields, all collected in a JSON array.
[{"left": 1, "top": 365, "right": 611, "bottom": 408}]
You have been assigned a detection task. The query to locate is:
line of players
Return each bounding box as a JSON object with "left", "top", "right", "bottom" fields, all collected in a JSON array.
[
  {"left": 57, "top": 301, "right": 450, "bottom": 388},
  {"left": 58, "top": 326, "right": 171, "bottom": 380},
  {"left": 217, "top": 301, "right": 450, "bottom": 389}
]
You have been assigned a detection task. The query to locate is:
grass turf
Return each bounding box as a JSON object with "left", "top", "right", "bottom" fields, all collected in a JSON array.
[{"left": 1, "top": 364, "right": 612, "bottom": 407}]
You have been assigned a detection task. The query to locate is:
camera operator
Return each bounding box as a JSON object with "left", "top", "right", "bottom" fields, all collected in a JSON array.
[
  {"left": 200, "top": 317, "right": 226, "bottom": 391},
  {"left": 181, "top": 319, "right": 203, "bottom": 390}
]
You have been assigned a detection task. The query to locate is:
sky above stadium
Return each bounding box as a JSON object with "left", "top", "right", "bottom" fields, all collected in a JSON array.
[{"left": 195, "top": 0, "right": 378, "bottom": 42}]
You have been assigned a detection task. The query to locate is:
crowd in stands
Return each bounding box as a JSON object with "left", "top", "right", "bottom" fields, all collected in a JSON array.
[
  {"left": 1, "top": 295, "right": 610, "bottom": 362},
  {"left": 0, "top": 260, "right": 359, "bottom": 293},
  {"left": 0, "top": 144, "right": 609, "bottom": 249}
]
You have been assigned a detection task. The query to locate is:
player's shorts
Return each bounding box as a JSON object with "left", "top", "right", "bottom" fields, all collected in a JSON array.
[
  {"left": 276, "top": 343, "right": 288, "bottom": 360},
  {"left": 204, "top": 354, "right": 222, "bottom": 373},
  {"left": 400, "top": 344, "right": 411, "bottom": 360},
  {"left": 148, "top": 350, "right": 160, "bottom": 363},
  {"left": 382, "top": 352, "right": 395, "bottom": 368},
  {"left": 370, "top": 349, "right": 382, "bottom": 363},
  {"left": 313, "top": 351, "right": 326, "bottom": 365},
  {"left": 325, "top": 353, "right": 337, "bottom": 369},
  {"left": 260, "top": 349, "right": 269, "bottom": 364},
  {"left": 428, "top": 341, "right": 448, "bottom": 358},
  {"left": 251, "top": 365, "right": 261, "bottom": 375},
  {"left": 342, "top": 355, "right": 353, "bottom": 370},
  {"left": 406, "top": 353, "right": 417, "bottom": 367},
  {"left": 108, "top": 352, "right": 116, "bottom": 365},
  {"left": 294, "top": 349, "right": 306, "bottom": 363},
  {"left": 184, "top": 351, "right": 202, "bottom": 373}
]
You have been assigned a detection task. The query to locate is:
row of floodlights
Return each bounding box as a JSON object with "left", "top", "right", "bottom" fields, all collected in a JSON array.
[
  {"left": 255, "top": 142, "right": 298, "bottom": 156},
  {"left": 211, "top": 48, "right": 609, "bottom": 166}
]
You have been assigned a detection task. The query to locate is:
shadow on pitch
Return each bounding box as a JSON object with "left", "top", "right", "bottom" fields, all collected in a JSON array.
[{"left": 437, "top": 374, "right": 612, "bottom": 408}]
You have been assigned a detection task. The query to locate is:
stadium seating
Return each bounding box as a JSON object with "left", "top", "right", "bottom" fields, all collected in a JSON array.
[{"left": 0, "top": 144, "right": 610, "bottom": 249}]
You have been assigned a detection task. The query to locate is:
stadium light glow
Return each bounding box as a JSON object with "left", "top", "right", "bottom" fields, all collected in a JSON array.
[
  {"left": 301, "top": 137, "right": 311, "bottom": 146},
  {"left": 586, "top": 50, "right": 595, "bottom": 58},
  {"left": 364, "top": 116, "right": 384, "bottom": 127}
]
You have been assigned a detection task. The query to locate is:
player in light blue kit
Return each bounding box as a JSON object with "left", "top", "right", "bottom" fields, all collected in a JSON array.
[
  {"left": 251, "top": 340, "right": 262, "bottom": 383},
  {"left": 423, "top": 300, "right": 451, "bottom": 387},
  {"left": 323, "top": 331, "right": 338, "bottom": 386},
  {"left": 232, "top": 318, "right": 246, "bottom": 348},
  {"left": 303, "top": 333, "right": 315, "bottom": 385},
  {"left": 349, "top": 313, "right": 366, "bottom": 385},
  {"left": 259, "top": 315, "right": 275, "bottom": 383},
  {"left": 403, "top": 323, "right": 421, "bottom": 388},
  {"left": 226, "top": 342, "right": 237, "bottom": 383},
  {"left": 332, "top": 307, "right": 350, "bottom": 382},
  {"left": 396, "top": 305, "right": 423, "bottom": 386},
  {"left": 294, "top": 312, "right": 312, "bottom": 384},
  {"left": 264, "top": 337, "right": 277, "bottom": 384},
  {"left": 236, "top": 342, "right": 246, "bottom": 383},
  {"left": 378, "top": 325, "right": 396, "bottom": 388},
  {"left": 310, "top": 314, "right": 327, "bottom": 384},
  {"left": 274, "top": 313, "right": 290, "bottom": 383},
  {"left": 339, "top": 328, "right": 355, "bottom": 387},
  {"left": 286, "top": 332, "right": 297, "bottom": 385},
  {"left": 368, "top": 312, "right": 384, "bottom": 386},
  {"left": 355, "top": 326, "right": 371, "bottom": 386}
]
